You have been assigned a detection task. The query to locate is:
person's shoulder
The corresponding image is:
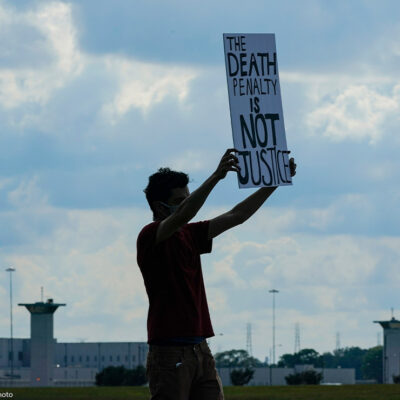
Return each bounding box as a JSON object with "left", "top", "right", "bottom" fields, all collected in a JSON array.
[{"left": 137, "top": 221, "right": 161, "bottom": 242}]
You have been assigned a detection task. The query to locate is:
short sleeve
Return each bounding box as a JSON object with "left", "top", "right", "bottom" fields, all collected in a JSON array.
[
  {"left": 185, "top": 220, "right": 213, "bottom": 254},
  {"left": 136, "top": 221, "right": 161, "bottom": 267}
]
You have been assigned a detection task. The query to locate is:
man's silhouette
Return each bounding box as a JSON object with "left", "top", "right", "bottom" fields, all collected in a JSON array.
[{"left": 137, "top": 148, "right": 296, "bottom": 399}]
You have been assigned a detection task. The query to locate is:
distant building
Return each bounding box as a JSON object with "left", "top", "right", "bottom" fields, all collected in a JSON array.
[
  {"left": 0, "top": 298, "right": 148, "bottom": 387},
  {"left": 0, "top": 296, "right": 358, "bottom": 387},
  {"left": 374, "top": 317, "right": 400, "bottom": 384},
  {"left": 18, "top": 299, "right": 66, "bottom": 386}
]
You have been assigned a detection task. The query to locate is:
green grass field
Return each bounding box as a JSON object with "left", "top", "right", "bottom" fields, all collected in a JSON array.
[{"left": 1, "top": 385, "right": 400, "bottom": 400}]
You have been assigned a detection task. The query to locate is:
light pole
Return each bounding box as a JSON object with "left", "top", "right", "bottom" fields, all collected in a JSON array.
[
  {"left": 5, "top": 267, "right": 16, "bottom": 381},
  {"left": 269, "top": 344, "right": 282, "bottom": 386},
  {"left": 269, "top": 289, "right": 279, "bottom": 365}
]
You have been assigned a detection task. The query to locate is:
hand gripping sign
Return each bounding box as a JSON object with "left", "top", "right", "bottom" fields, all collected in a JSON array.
[{"left": 223, "top": 33, "right": 292, "bottom": 188}]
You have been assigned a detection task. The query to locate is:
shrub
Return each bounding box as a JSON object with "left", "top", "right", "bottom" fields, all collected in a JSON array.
[
  {"left": 285, "top": 370, "right": 323, "bottom": 385},
  {"left": 285, "top": 372, "right": 304, "bottom": 385},
  {"left": 230, "top": 367, "right": 255, "bottom": 386},
  {"left": 123, "top": 365, "right": 147, "bottom": 386},
  {"left": 302, "top": 370, "right": 323, "bottom": 384},
  {"left": 95, "top": 365, "right": 148, "bottom": 386},
  {"left": 393, "top": 374, "right": 400, "bottom": 384},
  {"left": 96, "top": 366, "right": 127, "bottom": 386}
]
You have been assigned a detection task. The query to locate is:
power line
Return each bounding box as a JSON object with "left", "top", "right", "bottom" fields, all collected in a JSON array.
[
  {"left": 377, "top": 332, "right": 382, "bottom": 346},
  {"left": 246, "top": 323, "right": 253, "bottom": 357},
  {"left": 336, "top": 332, "right": 341, "bottom": 351},
  {"left": 294, "top": 322, "right": 300, "bottom": 353}
]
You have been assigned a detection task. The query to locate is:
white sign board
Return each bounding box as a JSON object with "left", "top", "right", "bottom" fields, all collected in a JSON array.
[{"left": 223, "top": 33, "right": 291, "bottom": 188}]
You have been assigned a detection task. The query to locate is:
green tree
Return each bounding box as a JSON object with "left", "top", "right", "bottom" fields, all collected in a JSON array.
[
  {"left": 320, "top": 352, "right": 335, "bottom": 368},
  {"left": 96, "top": 366, "right": 127, "bottom": 386},
  {"left": 362, "top": 346, "right": 383, "bottom": 383},
  {"left": 297, "top": 349, "right": 322, "bottom": 367},
  {"left": 214, "top": 349, "right": 263, "bottom": 368},
  {"left": 95, "top": 365, "right": 148, "bottom": 386},
  {"left": 321, "top": 347, "right": 367, "bottom": 379},
  {"left": 278, "top": 349, "right": 322, "bottom": 368},
  {"left": 277, "top": 353, "right": 297, "bottom": 368}
]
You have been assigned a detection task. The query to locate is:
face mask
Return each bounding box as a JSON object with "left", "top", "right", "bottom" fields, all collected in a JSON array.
[{"left": 159, "top": 201, "right": 179, "bottom": 214}]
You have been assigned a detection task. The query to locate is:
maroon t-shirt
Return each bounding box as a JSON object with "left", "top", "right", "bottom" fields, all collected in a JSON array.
[{"left": 136, "top": 220, "right": 215, "bottom": 344}]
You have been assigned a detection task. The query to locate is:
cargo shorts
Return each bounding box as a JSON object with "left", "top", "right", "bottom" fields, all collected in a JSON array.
[{"left": 146, "top": 339, "right": 224, "bottom": 400}]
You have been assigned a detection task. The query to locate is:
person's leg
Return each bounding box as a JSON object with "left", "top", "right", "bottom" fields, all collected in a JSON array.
[
  {"left": 189, "top": 341, "right": 224, "bottom": 400},
  {"left": 146, "top": 345, "right": 198, "bottom": 400}
]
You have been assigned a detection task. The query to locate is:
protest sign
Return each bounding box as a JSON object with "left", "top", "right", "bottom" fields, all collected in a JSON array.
[{"left": 223, "top": 33, "right": 291, "bottom": 188}]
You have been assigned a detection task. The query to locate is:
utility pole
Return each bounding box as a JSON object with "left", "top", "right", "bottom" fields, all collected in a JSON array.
[
  {"left": 269, "top": 289, "right": 279, "bottom": 365},
  {"left": 336, "top": 332, "right": 341, "bottom": 352},
  {"left": 5, "top": 267, "right": 16, "bottom": 381},
  {"left": 294, "top": 322, "right": 300, "bottom": 353},
  {"left": 246, "top": 323, "right": 253, "bottom": 357}
]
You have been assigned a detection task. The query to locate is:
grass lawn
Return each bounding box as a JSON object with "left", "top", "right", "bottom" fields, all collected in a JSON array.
[{"left": 1, "top": 385, "right": 400, "bottom": 400}]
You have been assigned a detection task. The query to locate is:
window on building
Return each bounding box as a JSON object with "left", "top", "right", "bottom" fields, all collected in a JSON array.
[
  {"left": 18, "top": 351, "right": 23, "bottom": 361},
  {"left": 71, "top": 356, "right": 74, "bottom": 363},
  {"left": 101, "top": 356, "right": 104, "bottom": 361},
  {"left": 79, "top": 356, "right": 82, "bottom": 362},
  {"left": 86, "top": 355, "right": 90, "bottom": 362},
  {"left": 110, "top": 355, "right": 113, "bottom": 362},
  {"left": 64, "top": 355, "right": 67, "bottom": 363},
  {"left": 117, "top": 355, "right": 120, "bottom": 362},
  {"left": 94, "top": 356, "right": 97, "bottom": 362},
  {"left": 132, "top": 355, "right": 136, "bottom": 361},
  {"left": 125, "top": 355, "right": 128, "bottom": 361}
]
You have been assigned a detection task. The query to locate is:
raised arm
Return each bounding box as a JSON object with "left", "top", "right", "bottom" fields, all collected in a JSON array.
[
  {"left": 155, "top": 148, "right": 240, "bottom": 245},
  {"left": 208, "top": 157, "right": 297, "bottom": 239},
  {"left": 207, "top": 187, "right": 277, "bottom": 239}
]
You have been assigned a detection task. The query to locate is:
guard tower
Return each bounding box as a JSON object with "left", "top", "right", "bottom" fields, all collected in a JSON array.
[
  {"left": 374, "top": 317, "right": 400, "bottom": 384},
  {"left": 19, "top": 299, "right": 65, "bottom": 386}
]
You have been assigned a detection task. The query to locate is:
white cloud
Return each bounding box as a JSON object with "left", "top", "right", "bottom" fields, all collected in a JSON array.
[
  {"left": 204, "top": 231, "right": 400, "bottom": 358},
  {"left": 208, "top": 253, "right": 248, "bottom": 289},
  {"left": 3, "top": 181, "right": 399, "bottom": 356},
  {"left": 0, "top": 1, "right": 198, "bottom": 129},
  {"left": 0, "top": 177, "right": 13, "bottom": 191},
  {"left": 0, "top": 2, "right": 83, "bottom": 109},
  {"left": 2, "top": 0, "right": 400, "bottom": 360},
  {"left": 101, "top": 56, "right": 197, "bottom": 119},
  {"left": 7, "top": 176, "right": 48, "bottom": 208},
  {"left": 306, "top": 84, "right": 399, "bottom": 144},
  {"left": 6, "top": 204, "right": 150, "bottom": 341},
  {"left": 162, "top": 149, "right": 214, "bottom": 173}
]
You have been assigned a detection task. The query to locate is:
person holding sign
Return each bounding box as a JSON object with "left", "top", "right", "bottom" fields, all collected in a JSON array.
[{"left": 137, "top": 149, "right": 296, "bottom": 399}]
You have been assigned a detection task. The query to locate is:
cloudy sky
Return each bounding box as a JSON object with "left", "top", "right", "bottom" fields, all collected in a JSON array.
[{"left": 1, "top": 0, "right": 400, "bottom": 363}]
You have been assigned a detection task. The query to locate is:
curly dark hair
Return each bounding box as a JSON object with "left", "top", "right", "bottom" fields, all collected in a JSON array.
[{"left": 144, "top": 167, "right": 189, "bottom": 219}]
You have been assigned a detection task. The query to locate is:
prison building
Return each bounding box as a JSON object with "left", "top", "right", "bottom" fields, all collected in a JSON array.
[{"left": 374, "top": 317, "right": 400, "bottom": 384}]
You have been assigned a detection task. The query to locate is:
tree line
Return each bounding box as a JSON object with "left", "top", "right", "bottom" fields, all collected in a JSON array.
[
  {"left": 94, "top": 345, "right": 388, "bottom": 386},
  {"left": 276, "top": 346, "right": 383, "bottom": 382},
  {"left": 213, "top": 345, "right": 385, "bottom": 384}
]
